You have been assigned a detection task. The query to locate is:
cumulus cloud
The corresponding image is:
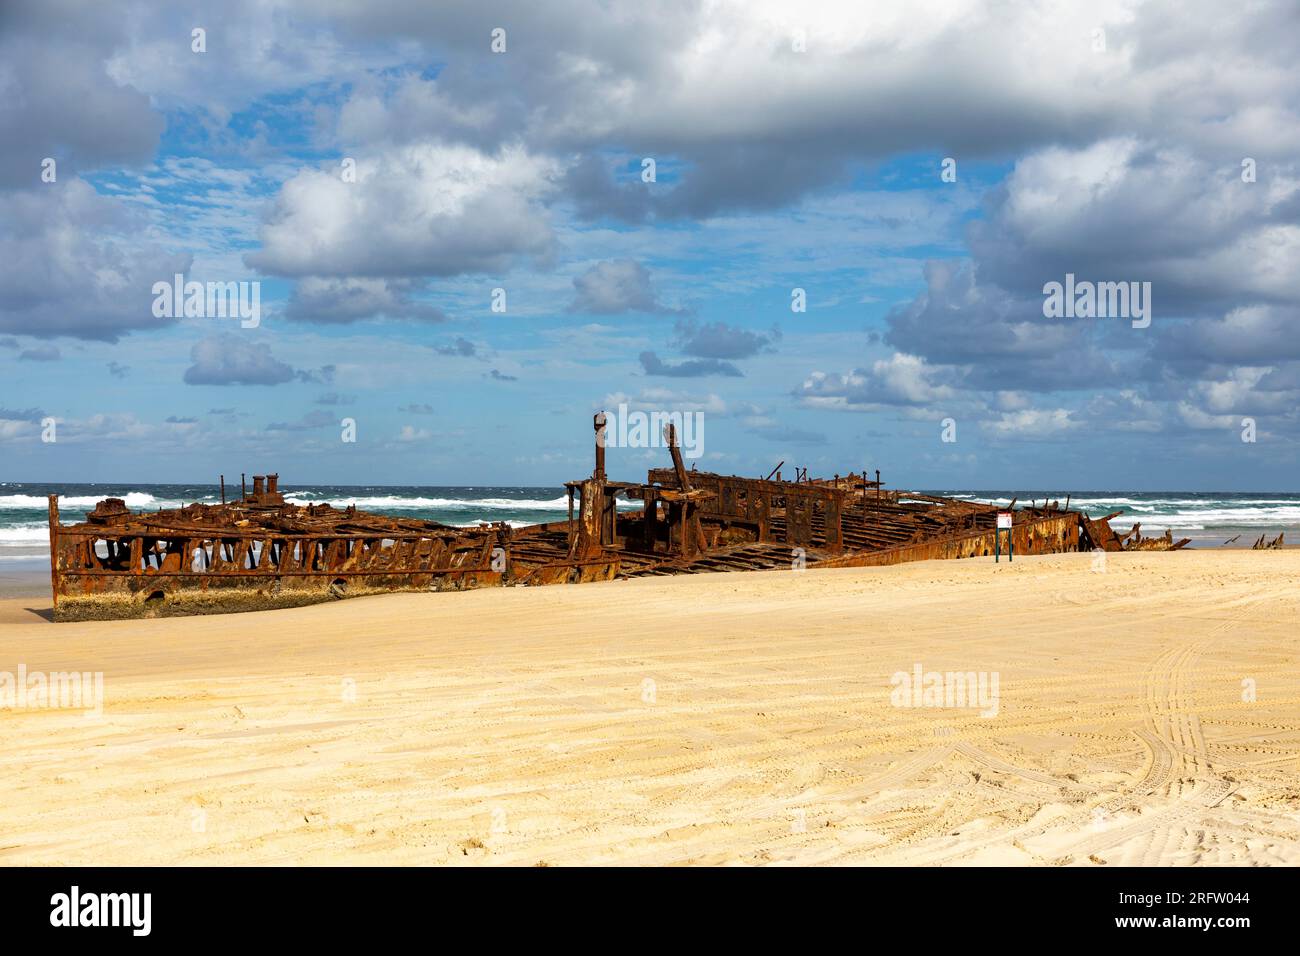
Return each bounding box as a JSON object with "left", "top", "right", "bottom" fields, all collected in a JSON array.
[
  {"left": 313, "top": 392, "right": 354, "bottom": 406},
  {"left": 1156, "top": 305, "right": 1300, "bottom": 365},
  {"left": 309, "top": 0, "right": 1300, "bottom": 218},
  {"left": 396, "top": 424, "right": 430, "bottom": 442},
  {"left": 970, "top": 139, "right": 1300, "bottom": 315},
  {"left": 247, "top": 143, "right": 560, "bottom": 278},
  {"left": 639, "top": 351, "right": 742, "bottom": 378},
  {"left": 674, "top": 319, "right": 779, "bottom": 360},
  {"left": 602, "top": 389, "right": 731, "bottom": 416},
  {"left": 568, "top": 260, "right": 685, "bottom": 315},
  {"left": 0, "top": 179, "right": 190, "bottom": 341},
  {"left": 435, "top": 337, "right": 478, "bottom": 358},
  {"left": 284, "top": 277, "right": 448, "bottom": 324},
  {"left": 882, "top": 260, "right": 1123, "bottom": 392},
  {"left": 4, "top": 0, "right": 1299, "bottom": 468},
  {"left": 796, "top": 354, "right": 957, "bottom": 410},
  {"left": 982, "top": 408, "right": 1081, "bottom": 440},
  {"left": 18, "top": 344, "right": 60, "bottom": 361},
  {"left": 182, "top": 334, "right": 297, "bottom": 386},
  {"left": 874, "top": 135, "right": 1300, "bottom": 408},
  {"left": 0, "top": 3, "right": 162, "bottom": 186}
]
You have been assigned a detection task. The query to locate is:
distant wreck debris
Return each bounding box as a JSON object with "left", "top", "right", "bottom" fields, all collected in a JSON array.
[
  {"left": 49, "top": 416, "right": 1188, "bottom": 621},
  {"left": 1077, "top": 513, "right": 1192, "bottom": 553},
  {"left": 1252, "top": 531, "right": 1285, "bottom": 550}
]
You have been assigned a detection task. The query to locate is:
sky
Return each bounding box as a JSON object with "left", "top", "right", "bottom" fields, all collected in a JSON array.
[{"left": 1, "top": 0, "right": 1298, "bottom": 490}]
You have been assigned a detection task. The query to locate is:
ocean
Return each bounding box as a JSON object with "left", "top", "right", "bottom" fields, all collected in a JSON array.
[{"left": 2, "top": 483, "right": 1296, "bottom": 566}]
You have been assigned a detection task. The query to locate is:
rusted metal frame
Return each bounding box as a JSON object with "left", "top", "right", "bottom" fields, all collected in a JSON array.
[
  {"left": 56, "top": 569, "right": 477, "bottom": 578},
  {"left": 653, "top": 471, "right": 846, "bottom": 550},
  {"left": 566, "top": 486, "right": 575, "bottom": 551},
  {"left": 811, "top": 512, "right": 1081, "bottom": 569},
  {"left": 62, "top": 528, "right": 466, "bottom": 549},
  {"left": 640, "top": 486, "right": 659, "bottom": 552},
  {"left": 55, "top": 531, "right": 463, "bottom": 576}
]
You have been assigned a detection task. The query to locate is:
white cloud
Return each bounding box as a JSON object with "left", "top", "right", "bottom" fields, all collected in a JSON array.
[
  {"left": 983, "top": 408, "right": 1080, "bottom": 439},
  {"left": 0, "top": 179, "right": 190, "bottom": 341},
  {"left": 248, "top": 143, "right": 562, "bottom": 278}
]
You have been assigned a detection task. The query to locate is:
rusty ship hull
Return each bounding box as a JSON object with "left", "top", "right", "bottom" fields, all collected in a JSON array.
[{"left": 46, "top": 417, "right": 1168, "bottom": 621}]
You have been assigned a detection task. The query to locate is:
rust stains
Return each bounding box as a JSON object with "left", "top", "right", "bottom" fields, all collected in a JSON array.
[{"left": 48, "top": 415, "right": 1174, "bottom": 620}]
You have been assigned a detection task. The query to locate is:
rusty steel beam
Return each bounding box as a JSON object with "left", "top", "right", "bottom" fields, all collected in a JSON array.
[{"left": 47, "top": 418, "right": 1159, "bottom": 621}]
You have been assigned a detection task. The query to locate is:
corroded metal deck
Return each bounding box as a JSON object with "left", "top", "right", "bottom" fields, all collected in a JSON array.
[{"left": 47, "top": 415, "right": 1155, "bottom": 621}]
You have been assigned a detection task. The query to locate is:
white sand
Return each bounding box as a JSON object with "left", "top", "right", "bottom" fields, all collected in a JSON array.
[{"left": 1, "top": 550, "right": 1298, "bottom": 865}]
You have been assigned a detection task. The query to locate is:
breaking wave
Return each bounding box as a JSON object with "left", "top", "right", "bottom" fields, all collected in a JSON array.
[{"left": 281, "top": 494, "right": 571, "bottom": 511}]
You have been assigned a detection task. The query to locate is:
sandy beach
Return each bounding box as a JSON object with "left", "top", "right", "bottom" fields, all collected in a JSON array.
[{"left": 1, "top": 550, "right": 1297, "bottom": 866}]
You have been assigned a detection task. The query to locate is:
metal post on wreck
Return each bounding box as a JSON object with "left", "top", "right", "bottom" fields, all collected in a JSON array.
[
  {"left": 593, "top": 411, "right": 607, "bottom": 481},
  {"left": 47, "top": 494, "right": 60, "bottom": 609}
]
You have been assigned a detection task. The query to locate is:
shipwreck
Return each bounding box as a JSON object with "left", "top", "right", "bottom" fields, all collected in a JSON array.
[{"left": 46, "top": 415, "right": 1181, "bottom": 621}]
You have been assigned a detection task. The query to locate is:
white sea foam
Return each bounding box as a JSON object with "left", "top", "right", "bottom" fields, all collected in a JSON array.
[
  {"left": 1, "top": 491, "right": 574, "bottom": 512},
  {"left": 0, "top": 524, "right": 54, "bottom": 544},
  {"left": 0, "top": 492, "right": 187, "bottom": 509},
  {"left": 282, "top": 494, "right": 571, "bottom": 510}
]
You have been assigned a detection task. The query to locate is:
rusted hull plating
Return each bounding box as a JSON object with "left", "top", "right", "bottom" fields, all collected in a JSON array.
[{"left": 47, "top": 421, "right": 1146, "bottom": 621}]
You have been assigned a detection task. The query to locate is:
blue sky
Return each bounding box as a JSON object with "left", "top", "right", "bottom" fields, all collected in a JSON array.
[{"left": 2, "top": 1, "right": 1298, "bottom": 489}]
